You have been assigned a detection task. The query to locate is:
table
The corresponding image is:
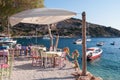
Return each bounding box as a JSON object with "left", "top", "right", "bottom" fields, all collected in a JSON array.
[
  {"left": 31, "top": 45, "right": 46, "bottom": 51},
  {"left": 45, "top": 51, "right": 62, "bottom": 56},
  {"left": 43, "top": 51, "right": 63, "bottom": 68}
]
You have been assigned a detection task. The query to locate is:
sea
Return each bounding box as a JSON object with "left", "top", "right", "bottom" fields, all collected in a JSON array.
[{"left": 14, "top": 37, "right": 120, "bottom": 80}]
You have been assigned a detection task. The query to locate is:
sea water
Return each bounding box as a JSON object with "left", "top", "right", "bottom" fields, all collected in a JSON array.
[{"left": 15, "top": 37, "right": 120, "bottom": 80}]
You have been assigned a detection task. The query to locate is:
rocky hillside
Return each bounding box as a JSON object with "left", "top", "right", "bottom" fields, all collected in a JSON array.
[
  {"left": 1, "top": 18, "right": 120, "bottom": 37},
  {"left": 56, "top": 18, "right": 120, "bottom": 37}
]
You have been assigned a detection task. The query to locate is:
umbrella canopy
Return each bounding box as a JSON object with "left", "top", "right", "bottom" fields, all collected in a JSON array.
[{"left": 9, "top": 8, "right": 76, "bottom": 26}]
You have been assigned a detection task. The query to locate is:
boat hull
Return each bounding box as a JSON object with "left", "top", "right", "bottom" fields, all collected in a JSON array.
[
  {"left": 73, "top": 39, "right": 82, "bottom": 44},
  {"left": 87, "top": 53, "right": 101, "bottom": 61},
  {"left": 86, "top": 47, "right": 102, "bottom": 61}
]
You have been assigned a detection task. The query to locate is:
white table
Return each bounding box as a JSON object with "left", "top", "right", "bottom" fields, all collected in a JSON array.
[
  {"left": 42, "top": 51, "right": 63, "bottom": 68},
  {"left": 45, "top": 51, "right": 62, "bottom": 56},
  {"left": 31, "top": 45, "right": 46, "bottom": 51}
]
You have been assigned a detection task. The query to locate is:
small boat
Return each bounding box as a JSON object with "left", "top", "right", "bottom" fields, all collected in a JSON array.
[
  {"left": 96, "top": 42, "right": 104, "bottom": 46},
  {"left": 73, "top": 39, "right": 82, "bottom": 44},
  {"left": 86, "top": 38, "right": 91, "bottom": 42},
  {"left": 110, "top": 41, "right": 115, "bottom": 45},
  {"left": 42, "top": 35, "right": 50, "bottom": 40},
  {"left": 0, "top": 34, "right": 17, "bottom": 44},
  {"left": 86, "top": 47, "right": 103, "bottom": 61},
  {"left": 86, "top": 35, "right": 91, "bottom": 42}
]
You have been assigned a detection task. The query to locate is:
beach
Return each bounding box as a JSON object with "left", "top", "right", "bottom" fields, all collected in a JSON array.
[
  {"left": 7, "top": 56, "right": 75, "bottom": 80},
  {"left": 2, "top": 55, "right": 103, "bottom": 80}
]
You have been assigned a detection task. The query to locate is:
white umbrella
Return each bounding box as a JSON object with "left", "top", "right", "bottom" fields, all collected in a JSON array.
[
  {"left": 9, "top": 8, "right": 76, "bottom": 50},
  {"left": 9, "top": 8, "right": 76, "bottom": 26}
]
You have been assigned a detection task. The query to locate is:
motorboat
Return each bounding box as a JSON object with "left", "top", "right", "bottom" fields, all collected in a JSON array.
[
  {"left": 86, "top": 47, "right": 103, "bottom": 61},
  {"left": 86, "top": 35, "right": 91, "bottom": 42},
  {"left": 42, "top": 35, "right": 50, "bottom": 40},
  {"left": 73, "top": 39, "right": 82, "bottom": 44},
  {"left": 110, "top": 41, "right": 115, "bottom": 45},
  {"left": 96, "top": 42, "right": 104, "bottom": 46},
  {"left": 86, "top": 38, "right": 91, "bottom": 42},
  {"left": 0, "top": 34, "right": 17, "bottom": 44}
]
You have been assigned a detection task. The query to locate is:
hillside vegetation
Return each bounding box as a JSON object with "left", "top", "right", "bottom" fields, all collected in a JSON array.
[{"left": 8, "top": 18, "right": 120, "bottom": 37}]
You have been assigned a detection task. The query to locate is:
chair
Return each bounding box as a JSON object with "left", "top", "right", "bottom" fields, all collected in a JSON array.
[
  {"left": 41, "top": 51, "right": 56, "bottom": 68},
  {"left": 0, "top": 51, "right": 9, "bottom": 77},
  {"left": 46, "top": 53, "right": 55, "bottom": 68},
  {"left": 55, "top": 49, "right": 67, "bottom": 68},
  {"left": 0, "top": 49, "right": 14, "bottom": 79},
  {"left": 31, "top": 48, "right": 42, "bottom": 66}
]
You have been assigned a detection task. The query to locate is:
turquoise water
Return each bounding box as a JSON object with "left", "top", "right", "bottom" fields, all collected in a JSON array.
[{"left": 14, "top": 37, "right": 120, "bottom": 80}]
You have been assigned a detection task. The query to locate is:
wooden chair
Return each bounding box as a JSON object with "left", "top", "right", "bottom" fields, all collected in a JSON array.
[
  {"left": 0, "top": 49, "right": 14, "bottom": 79},
  {"left": 31, "top": 48, "right": 42, "bottom": 66},
  {"left": 41, "top": 51, "right": 56, "bottom": 68},
  {"left": 55, "top": 52, "right": 67, "bottom": 68}
]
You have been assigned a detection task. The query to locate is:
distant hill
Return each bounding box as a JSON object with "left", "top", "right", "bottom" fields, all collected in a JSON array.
[
  {"left": 56, "top": 18, "right": 120, "bottom": 37},
  {"left": 1, "top": 18, "right": 120, "bottom": 37}
]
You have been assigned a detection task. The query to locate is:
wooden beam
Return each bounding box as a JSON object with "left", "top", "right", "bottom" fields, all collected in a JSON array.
[{"left": 81, "top": 12, "right": 87, "bottom": 76}]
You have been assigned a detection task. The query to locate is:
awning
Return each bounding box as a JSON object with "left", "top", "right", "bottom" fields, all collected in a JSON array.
[{"left": 9, "top": 8, "right": 76, "bottom": 26}]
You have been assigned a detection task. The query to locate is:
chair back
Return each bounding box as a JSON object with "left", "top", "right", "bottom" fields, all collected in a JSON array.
[
  {"left": 31, "top": 48, "right": 38, "bottom": 57},
  {"left": 0, "top": 50, "right": 9, "bottom": 64}
]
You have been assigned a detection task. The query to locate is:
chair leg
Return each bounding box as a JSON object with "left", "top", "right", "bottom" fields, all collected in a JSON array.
[{"left": 0, "top": 68, "right": 3, "bottom": 80}]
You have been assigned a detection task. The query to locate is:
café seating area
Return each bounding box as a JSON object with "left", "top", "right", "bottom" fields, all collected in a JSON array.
[
  {"left": 31, "top": 46, "right": 66, "bottom": 69},
  {"left": 0, "top": 45, "right": 69, "bottom": 80}
]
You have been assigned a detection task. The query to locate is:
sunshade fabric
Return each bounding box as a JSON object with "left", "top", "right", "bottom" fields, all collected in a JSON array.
[{"left": 9, "top": 8, "right": 76, "bottom": 26}]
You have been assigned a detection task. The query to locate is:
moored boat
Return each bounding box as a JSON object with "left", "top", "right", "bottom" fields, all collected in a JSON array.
[
  {"left": 42, "top": 35, "right": 50, "bottom": 40},
  {"left": 86, "top": 47, "right": 103, "bottom": 61},
  {"left": 0, "top": 34, "right": 17, "bottom": 44},
  {"left": 73, "top": 39, "right": 82, "bottom": 44},
  {"left": 110, "top": 41, "right": 115, "bottom": 45},
  {"left": 96, "top": 42, "right": 104, "bottom": 46},
  {"left": 86, "top": 38, "right": 91, "bottom": 42}
]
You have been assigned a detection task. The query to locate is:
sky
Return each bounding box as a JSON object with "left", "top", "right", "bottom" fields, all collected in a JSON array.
[{"left": 45, "top": 0, "right": 120, "bottom": 30}]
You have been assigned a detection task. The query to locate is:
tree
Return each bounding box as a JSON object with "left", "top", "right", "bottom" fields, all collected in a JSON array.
[{"left": 0, "top": 0, "right": 44, "bottom": 33}]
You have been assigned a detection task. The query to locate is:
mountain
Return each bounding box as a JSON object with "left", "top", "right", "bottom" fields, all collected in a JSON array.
[
  {"left": 1, "top": 18, "right": 120, "bottom": 37},
  {"left": 56, "top": 18, "right": 120, "bottom": 37}
]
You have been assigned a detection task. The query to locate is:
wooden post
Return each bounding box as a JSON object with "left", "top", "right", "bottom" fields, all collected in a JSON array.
[
  {"left": 35, "top": 27, "right": 37, "bottom": 44},
  {"left": 7, "top": 16, "right": 10, "bottom": 37},
  {"left": 54, "top": 34, "right": 59, "bottom": 51},
  {"left": 81, "top": 12, "right": 87, "bottom": 76},
  {"left": 48, "top": 25, "right": 53, "bottom": 50},
  {"left": 54, "top": 24, "right": 59, "bottom": 51}
]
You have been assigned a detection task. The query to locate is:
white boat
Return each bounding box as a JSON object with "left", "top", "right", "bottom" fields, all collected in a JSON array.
[
  {"left": 73, "top": 39, "right": 82, "bottom": 44},
  {"left": 0, "top": 34, "right": 17, "bottom": 44},
  {"left": 86, "top": 47, "right": 103, "bottom": 61},
  {"left": 96, "top": 42, "right": 104, "bottom": 46},
  {"left": 86, "top": 38, "right": 91, "bottom": 42},
  {"left": 42, "top": 35, "right": 50, "bottom": 40}
]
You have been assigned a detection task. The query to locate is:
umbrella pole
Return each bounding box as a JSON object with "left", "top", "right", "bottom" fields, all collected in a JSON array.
[
  {"left": 35, "top": 27, "right": 38, "bottom": 45},
  {"left": 7, "top": 16, "right": 10, "bottom": 37},
  {"left": 54, "top": 34, "right": 59, "bottom": 51},
  {"left": 48, "top": 25, "right": 53, "bottom": 50}
]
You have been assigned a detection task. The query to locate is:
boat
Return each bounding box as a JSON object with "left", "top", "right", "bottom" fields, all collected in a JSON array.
[
  {"left": 73, "top": 39, "right": 82, "bottom": 44},
  {"left": 86, "top": 47, "right": 103, "bottom": 61},
  {"left": 96, "top": 42, "right": 104, "bottom": 46},
  {"left": 86, "top": 38, "right": 91, "bottom": 42},
  {"left": 42, "top": 35, "right": 50, "bottom": 40},
  {"left": 0, "top": 34, "right": 17, "bottom": 44},
  {"left": 110, "top": 41, "right": 115, "bottom": 45}
]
